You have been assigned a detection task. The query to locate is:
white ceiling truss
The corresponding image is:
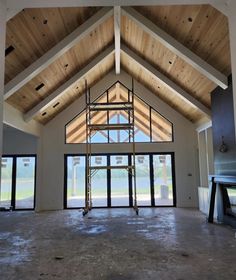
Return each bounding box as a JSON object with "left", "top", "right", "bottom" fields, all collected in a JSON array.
[
  {"left": 114, "top": 6, "right": 121, "bottom": 74},
  {"left": 122, "top": 7, "right": 228, "bottom": 89},
  {"left": 24, "top": 45, "right": 115, "bottom": 122},
  {"left": 121, "top": 44, "right": 212, "bottom": 118},
  {"left": 4, "top": 7, "right": 113, "bottom": 100},
  {"left": 4, "top": 0, "right": 230, "bottom": 123}
]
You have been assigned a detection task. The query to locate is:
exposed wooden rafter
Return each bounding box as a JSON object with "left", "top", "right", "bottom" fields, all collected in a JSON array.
[
  {"left": 121, "top": 44, "right": 212, "bottom": 117},
  {"left": 24, "top": 45, "right": 115, "bottom": 122},
  {"left": 122, "top": 6, "right": 228, "bottom": 89},
  {"left": 114, "top": 6, "right": 121, "bottom": 74},
  {"left": 4, "top": 7, "right": 113, "bottom": 100}
]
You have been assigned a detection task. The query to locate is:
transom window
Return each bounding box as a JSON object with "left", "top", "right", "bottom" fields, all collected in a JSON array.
[{"left": 65, "top": 82, "right": 173, "bottom": 143}]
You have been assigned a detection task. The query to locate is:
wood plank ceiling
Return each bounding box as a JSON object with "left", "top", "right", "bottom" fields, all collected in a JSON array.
[
  {"left": 5, "top": 7, "right": 114, "bottom": 123},
  {"left": 4, "top": 4, "right": 231, "bottom": 124}
]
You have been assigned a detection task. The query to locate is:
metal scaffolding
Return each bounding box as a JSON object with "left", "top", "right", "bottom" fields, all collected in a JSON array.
[{"left": 83, "top": 81, "right": 138, "bottom": 216}]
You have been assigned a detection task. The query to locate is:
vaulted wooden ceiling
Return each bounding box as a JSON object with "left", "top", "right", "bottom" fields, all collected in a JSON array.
[{"left": 4, "top": 4, "right": 231, "bottom": 124}]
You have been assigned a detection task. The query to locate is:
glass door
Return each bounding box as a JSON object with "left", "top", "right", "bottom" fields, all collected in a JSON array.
[
  {"left": 135, "top": 155, "right": 151, "bottom": 206},
  {"left": 110, "top": 155, "right": 129, "bottom": 206},
  {"left": 66, "top": 156, "right": 85, "bottom": 208},
  {"left": 0, "top": 157, "right": 13, "bottom": 209},
  {"left": 15, "top": 157, "right": 36, "bottom": 209},
  {"left": 91, "top": 156, "right": 108, "bottom": 207},
  {"left": 153, "top": 154, "right": 174, "bottom": 206}
]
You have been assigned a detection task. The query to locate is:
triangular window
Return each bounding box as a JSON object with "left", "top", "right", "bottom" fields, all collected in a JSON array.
[{"left": 65, "top": 82, "right": 173, "bottom": 143}]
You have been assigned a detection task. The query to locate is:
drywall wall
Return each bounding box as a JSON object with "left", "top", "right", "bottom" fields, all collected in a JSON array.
[
  {"left": 36, "top": 70, "right": 199, "bottom": 211},
  {"left": 2, "top": 125, "right": 38, "bottom": 155}
]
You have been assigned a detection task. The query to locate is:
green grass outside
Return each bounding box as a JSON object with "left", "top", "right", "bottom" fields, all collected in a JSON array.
[{"left": 0, "top": 179, "right": 34, "bottom": 201}]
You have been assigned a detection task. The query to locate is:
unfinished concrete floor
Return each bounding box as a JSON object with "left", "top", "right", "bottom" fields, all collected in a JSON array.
[{"left": 0, "top": 208, "right": 236, "bottom": 280}]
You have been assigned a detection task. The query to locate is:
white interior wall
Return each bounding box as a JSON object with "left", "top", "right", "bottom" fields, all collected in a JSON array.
[{"left": 36, "top": 70, "right": 199, "bottom": 211}]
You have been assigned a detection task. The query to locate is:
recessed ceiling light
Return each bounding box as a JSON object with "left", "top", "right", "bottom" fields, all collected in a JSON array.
[
  {"left": 53, "top": 102, "right": 60, "bottom": 108},
  {"left": 5, "top": 45, "right": 15, "bottom": 56},
  {"left": 35, "top": 83, "right": 45, "bottom": 91}
]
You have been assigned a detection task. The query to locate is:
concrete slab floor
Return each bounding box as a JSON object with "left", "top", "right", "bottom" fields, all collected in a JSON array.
[{"left": 0, "top": 208, "right": 236, "bottom": 280}]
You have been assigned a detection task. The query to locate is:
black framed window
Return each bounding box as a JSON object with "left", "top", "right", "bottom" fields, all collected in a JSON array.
[
  {"left": 0, "top": 155, "right": 36, "bottom": 210},
  {"left": 64, "top": 153, "right": 176, "bottom": 209}
]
